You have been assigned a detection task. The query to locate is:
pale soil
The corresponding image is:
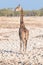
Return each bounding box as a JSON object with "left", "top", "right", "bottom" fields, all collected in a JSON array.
[
  {"left": 0, "top": 16, "right": 43, "bottom": 28},
  {"left": 0, "top": 16, "right": 43, "bottom": 65}
]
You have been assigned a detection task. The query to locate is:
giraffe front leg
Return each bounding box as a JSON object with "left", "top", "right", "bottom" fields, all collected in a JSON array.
[
  {"left": 23, "top": 40, "right": 27, "bottom": 53},
  {"left": 20, "top": 40, "right": 22, "bottom": 52},
  {"left": 25, "top": 40, "right": 27, "bottom": 52}
]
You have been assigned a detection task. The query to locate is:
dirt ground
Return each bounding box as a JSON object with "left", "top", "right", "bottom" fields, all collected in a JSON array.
[{"left": 0, "top": 16, "right": 43, "bottom": 65}]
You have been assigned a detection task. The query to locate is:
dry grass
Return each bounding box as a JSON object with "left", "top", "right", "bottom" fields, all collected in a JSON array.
[{"left": 0, "top": 16, "right": 43, "bottom": 28}]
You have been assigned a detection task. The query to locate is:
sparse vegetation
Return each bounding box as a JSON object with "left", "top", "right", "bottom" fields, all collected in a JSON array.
[{"left": 0, "top": 8, "right": 43, "bottom": 16}]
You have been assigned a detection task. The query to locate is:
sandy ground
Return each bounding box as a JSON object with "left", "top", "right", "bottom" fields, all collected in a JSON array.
[{"left": 0, "top": 17, "right": 43, "bottom": 65}]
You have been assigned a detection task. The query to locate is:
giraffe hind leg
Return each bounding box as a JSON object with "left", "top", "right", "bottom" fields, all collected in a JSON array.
[
  {"left": 25, "top": 40, "right": 27, "bottom": 52},
  {"left": 23, "top": 39, "right": 27, "bottom": 52},
  {"left": 20, "top": 40, "right": 22, "bottom": 52}
]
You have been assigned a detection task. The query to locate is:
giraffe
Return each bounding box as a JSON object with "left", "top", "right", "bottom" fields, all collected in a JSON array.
[{"left": 15, "top": 5, "right": 29, "bottom": 52}]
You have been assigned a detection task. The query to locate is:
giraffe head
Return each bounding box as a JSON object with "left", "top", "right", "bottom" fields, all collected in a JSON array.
[{"left": 15, "top": 4, "right": 23, "bottom": 11}]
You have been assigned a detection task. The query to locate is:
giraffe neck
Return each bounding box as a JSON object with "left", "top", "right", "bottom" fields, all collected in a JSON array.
[{"left": 20, "top": 9, "right": 25, "bottom": 28}]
